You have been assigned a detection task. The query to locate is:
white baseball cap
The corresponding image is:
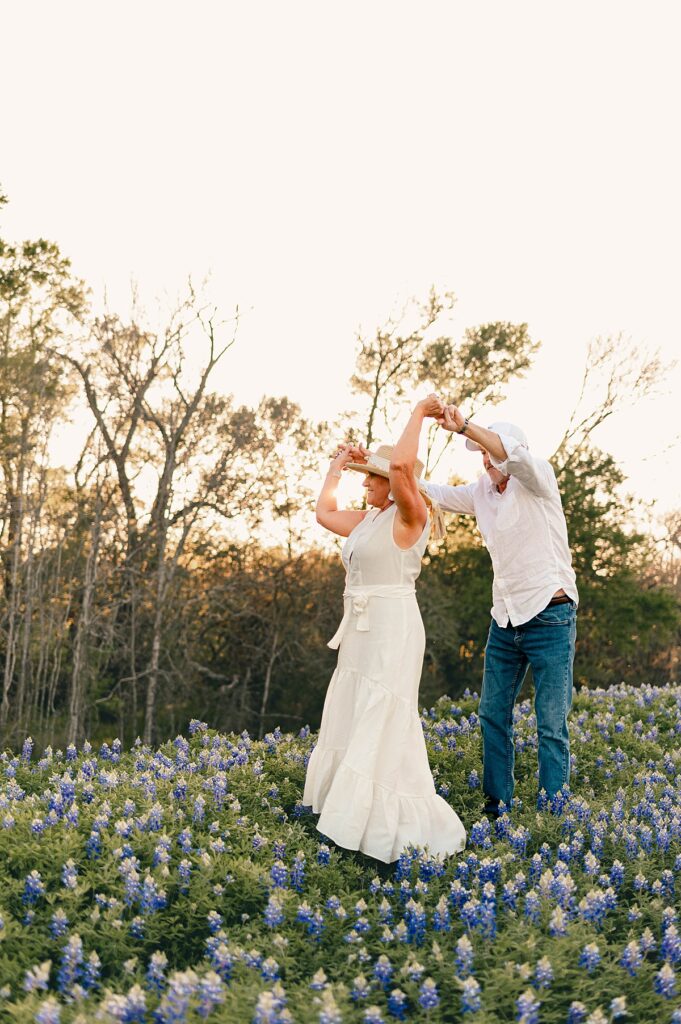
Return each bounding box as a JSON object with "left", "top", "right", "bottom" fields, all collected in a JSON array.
[{"left": 465, "top": 420, "right": 529, "bottom": 452}]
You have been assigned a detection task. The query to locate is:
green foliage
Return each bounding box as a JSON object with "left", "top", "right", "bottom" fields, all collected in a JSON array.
[{"left": 2, "top": 685, "right": 681, "bottom": 1021}]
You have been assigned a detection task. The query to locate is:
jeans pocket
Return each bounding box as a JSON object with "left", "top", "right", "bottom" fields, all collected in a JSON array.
[{"left": 534, "top": 605, "right": 574, "bottom": 626}]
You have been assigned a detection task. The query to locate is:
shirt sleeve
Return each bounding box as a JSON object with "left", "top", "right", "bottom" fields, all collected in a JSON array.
[
  {"left": 423, "top": 480, "right": 477, "bottom": 514},
  {"left": 489, "top": 433, "right": 557, "bottom": 498}
]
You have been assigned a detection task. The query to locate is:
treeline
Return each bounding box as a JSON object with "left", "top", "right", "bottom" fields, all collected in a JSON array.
[{"left": 1, "top": 192, "right": 679, "bottom": 749}]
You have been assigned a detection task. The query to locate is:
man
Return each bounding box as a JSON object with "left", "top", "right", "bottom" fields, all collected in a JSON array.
[{"left": 425, "top": 404, "right": 578, "bottom": 816}]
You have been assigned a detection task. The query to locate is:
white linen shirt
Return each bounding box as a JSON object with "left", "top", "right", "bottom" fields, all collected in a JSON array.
[{"left": 424, "top": 432, "right": 578, "bottom": 628}]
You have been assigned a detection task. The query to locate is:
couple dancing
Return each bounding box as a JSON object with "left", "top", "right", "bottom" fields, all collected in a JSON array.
[{"left": 303, "top": 394, "right": 578, "bottom": 864}]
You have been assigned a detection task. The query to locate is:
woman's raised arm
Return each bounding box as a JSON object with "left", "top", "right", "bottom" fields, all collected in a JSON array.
[
  {"left": 389, "top": 395, "right": 442, "bottom": 548},
  {"left": 315, "top": 443, "right": 368, "bottom": 538}
]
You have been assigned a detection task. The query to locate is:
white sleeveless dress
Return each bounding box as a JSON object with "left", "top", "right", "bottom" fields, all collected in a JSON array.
[{"left": 303, "top": 505, "right": 466, "bottom": 863}]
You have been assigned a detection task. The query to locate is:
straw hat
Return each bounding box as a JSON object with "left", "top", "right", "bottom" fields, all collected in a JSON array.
[
  {"left": 345, "top": 445, "right": 445, "bottom": 540},
  {"left": 345, "top": 444, "right": 426, "bottom": 487}
]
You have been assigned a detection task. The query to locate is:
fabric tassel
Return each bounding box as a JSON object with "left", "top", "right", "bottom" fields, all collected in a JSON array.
[{"left": 427, "top": 497, "right": 447, "bottom": 541}]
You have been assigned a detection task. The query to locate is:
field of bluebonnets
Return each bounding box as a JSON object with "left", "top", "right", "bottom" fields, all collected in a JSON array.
[{"left": 2, "top": 684, "right": 681, "bottom": 1024}]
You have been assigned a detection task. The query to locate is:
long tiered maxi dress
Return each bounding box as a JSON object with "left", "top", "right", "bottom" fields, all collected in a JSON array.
[{"left": 303, "top": 505, "right": 466, "bottom": 863}]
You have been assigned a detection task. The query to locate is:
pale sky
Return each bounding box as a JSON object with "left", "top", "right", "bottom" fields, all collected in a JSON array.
[{"left": 3, "top": 1, "right": 680, "bottom": 515}]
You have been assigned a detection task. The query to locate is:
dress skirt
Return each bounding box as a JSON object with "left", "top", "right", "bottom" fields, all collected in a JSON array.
[{"left": 303, "top": 590, "right": 466, "bottom": 863}]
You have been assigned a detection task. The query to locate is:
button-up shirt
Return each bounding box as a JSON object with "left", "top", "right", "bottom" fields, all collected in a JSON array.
[{"left": 424, "top": 432, "right": 578, "bottom": 628}]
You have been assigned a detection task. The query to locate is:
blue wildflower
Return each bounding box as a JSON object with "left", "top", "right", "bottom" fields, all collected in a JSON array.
[
  {"left": 460, "top": 976, "right": 481, "bottom": 1013},
  {"left": 23, "top": 870, "right": 45, "bottom": 905},
  {"left": 373, "top": 955, "right": 393, "bottom": 988},
  {"left": 578, "top": 943, "right": 601, "bottom": 973},
  {"left": 418, "top": 978, "right": 439, "bottom": 1010},
  {"left": 387, "top": 988, "right": 408, "bottom": 1020},
  {"left": 620, "top": 940, "right": 643, "bottom": 976},
  {"left": 654, "top": 963, "right": 677, "bottom": 999},
  {"left": 515, "top": 989, "right": 540, "bottom": 1024}
]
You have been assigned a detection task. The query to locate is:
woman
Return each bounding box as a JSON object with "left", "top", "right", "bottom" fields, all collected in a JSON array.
[{"left": 302, "top": 395, "right": 466, "bottom": 863}]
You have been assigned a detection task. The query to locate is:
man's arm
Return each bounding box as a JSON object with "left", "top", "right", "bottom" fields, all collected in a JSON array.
[
  {"left": 423, "top": 480, "right": 477, "bottom": 514},
  {"left": 438, "top": 405, "right": 556, "bottom": 499}
]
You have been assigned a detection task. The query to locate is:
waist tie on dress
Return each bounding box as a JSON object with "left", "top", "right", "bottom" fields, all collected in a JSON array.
[{"left": 327, "top": 584, "right": 416, "bottom": 650}]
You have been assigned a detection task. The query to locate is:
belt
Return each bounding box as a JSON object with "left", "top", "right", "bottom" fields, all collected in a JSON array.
[
  {"left": 327, "top": 585, "right": 416, "bottom": 650},
  {"left": 547, "top": 594, "right": 573, "bottom": 606}
]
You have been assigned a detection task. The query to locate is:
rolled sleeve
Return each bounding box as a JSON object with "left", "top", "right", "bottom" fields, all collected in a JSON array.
[
  {"left": 424, "top": 481, "right": 477, "bottom": 515},
  {"left": 489, "top": 434, "right": 556, "bottom": 498}
]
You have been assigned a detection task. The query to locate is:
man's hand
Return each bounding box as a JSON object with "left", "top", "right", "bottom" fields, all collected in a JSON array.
[
  {"left": 416, "top": 393, "right": 445, "bottom": 418},
  {"left": 436, "top": 403, "right": 466, "bottom": 433}
]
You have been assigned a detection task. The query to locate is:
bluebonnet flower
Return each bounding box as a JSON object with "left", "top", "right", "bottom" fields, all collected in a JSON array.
[
  {"left": 57, "top": 934, "right": 83, "bottom": 996},
  {"left": 515, "top": 989, "right": 540, "bottom": 1024},
  {"left": 469, "top": 818, "right": 491, "bottom": 847},
  {"left": 23, "top": 870, "right": 45, "bottom": 905},
  {"left": 34, "top": 997, "right": 61, "bottom": 1024},
  {"left": 433, "top": 896, "right": 450, "bottom": 932},
  {"left": 524, "top": 890, "right": 541, "bottom": 924},
  {"left": 610, "top": 860, "right": 625, "bottom": 887},
  {"left": 387, "top": 988, "right": 408, "bottom": 1020},
  {"left": 404, "top": 899, "right": 426, "bottom": 945},
  {"left": 455, "top": 934, "right": 474, "bottom": 978},
  {"left": 82, "top": 950, "right": 101, "bottom": 992},
  {"left": 317, "top": 843, "right": 331, "bottom": 865},
  {"left": 395, "top": 850, "right": 412, "bottom": 882},
  {"left": 23, "top": 961, "right": 51, "bottom": 992},
  {"left": 61, "top": 860, "right": 78, "bottom": 890},
  {"left": 363, "top": 1008, "right": 385, "bottom": 1024},
  {"left": 654, "top": 963, "right": 677, "bottom": 999},
  {"left": 146, "top": 951, "right": 168, "bottom": 993},
  {"left": 156, "top": 968, "right": 199, "bottom": 1023},
  {"left": 252, "top": 832, "right": 267, "bottom": 851},
  {"left": 373, "top": 955, "right": 393, "bottom": 988},
  {"left": 309, "top": 968, "right": 327, "bottom": 990},
  {"left": 639, "top": 927, "right": 656, "bottom": 954},
  {"left": 273, "top": 840, "right": 286, "bottom": 859},
  {"left": 467, "top": 770, "right": 480, "bottom": 789},
  {"left": 291, "top": 850, "right": 306, "bottom": 891},
  {"left": 619, "top": 940, "right": 643, "bottom": 976},
  {"left": 207, "top": 942, "right": 234, "bottom": 981},
  {"left": 350, "top": 975, "right": 370, "bottom": 1001},
  {"left": 49, "top": 910, "right": 69, "bottom": 939},
  {"left": 21, "top": 736, "right": 34, "bottom": 763},
  {"left": 261, "top": 954, "right": 280, "bottom": 978},
  {"left": 193, "top": 795, "right": 206, "bottom": 823},
  {"left": 197, "top": 971, "right": 225, "bottom": 1018},
  {"left": 270, "top": 859, "right": 288, "bottom": 888},
  {"left": 460, "top": 976, "right": 481, "bottom": 1013},
  {"left": 579, "top": 943, "right": 601, "bottom": 973},
  {"left": 661, "top": 924, "right": 681, "bottom": 964},
  {"left": 178, "top": 858, "right": 191, "bottom": 891},
  {"left": 207, "top": 910, "right": 223, "bottom": 934},
  {"left": 264, "top": 894, "right": 284, "bottom": 928},
  {"left": 566, "top": 1002, "right": 587, "bottom": 1024},
  {"left": 140, "top": 874, "right": 166, "bottom": 914},
  {"left": 418, "top": 978, "right": 439, "bottom": 1010},
  {"left": 308, "top": 909, "right": 325, "bottom": 941},
  {"left": 549, "top": 906, "right": 568, "bottom": 937},
  {"left": 610, "top": 996, "right": 628, "bottom": 1019},
  {"left": 534, "top": 956, "right": 553, "bottom": 989}
]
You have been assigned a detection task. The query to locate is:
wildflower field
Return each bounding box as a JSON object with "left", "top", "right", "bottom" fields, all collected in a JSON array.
[{"left": 2, "top": 684, "right": 681, "bottom": 1024}]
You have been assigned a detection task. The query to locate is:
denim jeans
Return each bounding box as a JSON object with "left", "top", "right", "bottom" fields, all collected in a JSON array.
[{"left": 479, "top": 600, "right": 577, "bottom": 812}]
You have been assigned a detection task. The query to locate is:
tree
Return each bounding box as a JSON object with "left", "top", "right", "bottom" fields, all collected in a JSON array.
[
  {"left": 0, "top": 199, "right": 87, "bottom": 741},
  {"left": 350, "top": 287, "right": 538, "bottom": 474}
]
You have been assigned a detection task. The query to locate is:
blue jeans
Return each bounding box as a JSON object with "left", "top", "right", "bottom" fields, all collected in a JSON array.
[{"left": 479, "top": 600, "right": 577, "bottom": 812}]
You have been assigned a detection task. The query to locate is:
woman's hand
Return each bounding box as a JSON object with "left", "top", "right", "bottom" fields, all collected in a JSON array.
[
  {"left": 328, "top": 442, "right": 355, "bottom": 474},
  {"left": 416, "top": 393, "right": 445, "bottom": 418}
]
